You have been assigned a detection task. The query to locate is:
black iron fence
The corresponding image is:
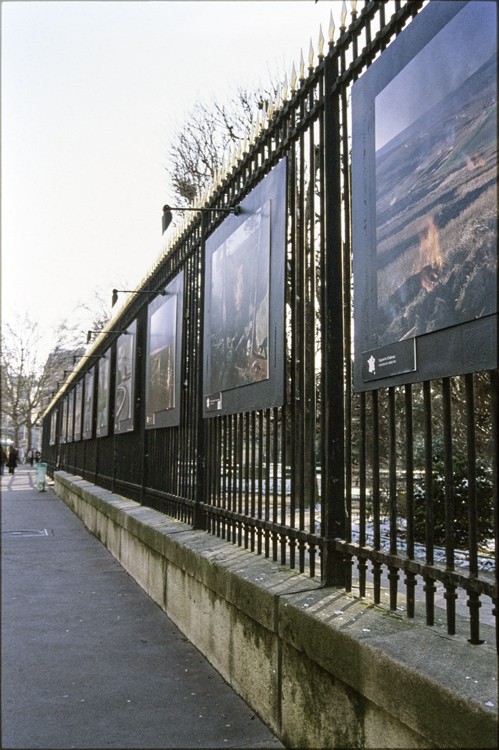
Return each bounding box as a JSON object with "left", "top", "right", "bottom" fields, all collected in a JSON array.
[{"left": 43, "top": 0, "right": 498, "bottom": 650}]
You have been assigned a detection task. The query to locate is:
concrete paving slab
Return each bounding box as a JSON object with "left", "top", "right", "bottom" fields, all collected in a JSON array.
[{"left": 1, "top": 467, "right": 284, "bottom": 749}]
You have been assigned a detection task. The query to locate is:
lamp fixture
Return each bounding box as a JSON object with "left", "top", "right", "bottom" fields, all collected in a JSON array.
[
  {"left": 162, "top": 203, "right": 241, "bottom": 234},
  {"left": 111, "top": 289, "right": 167, "bottom": 307}
]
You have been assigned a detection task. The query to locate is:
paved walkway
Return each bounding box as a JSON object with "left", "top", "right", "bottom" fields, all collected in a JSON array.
[{"left": 1, "top": 466, "right": 284, "bottom": 749}]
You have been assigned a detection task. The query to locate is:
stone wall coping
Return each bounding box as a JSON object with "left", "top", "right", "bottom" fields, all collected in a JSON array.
[{"left": 54, "top": 471, "right": 498, "bottom": 748}]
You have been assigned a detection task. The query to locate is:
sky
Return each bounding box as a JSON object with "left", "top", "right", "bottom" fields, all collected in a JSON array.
[{"left": 2, "top": 0, "right": 336, "bottom": 359}]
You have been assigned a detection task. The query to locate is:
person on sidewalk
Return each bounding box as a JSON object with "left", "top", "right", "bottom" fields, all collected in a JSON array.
[
  {"left": 7, "top": 447, "right": 18, "bottom": 475},
  {"left": 0, "top": 445, "right": 6, "bottom": 475}
]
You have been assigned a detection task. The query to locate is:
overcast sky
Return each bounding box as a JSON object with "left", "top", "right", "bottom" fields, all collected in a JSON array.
[{"left": 2, "top": 0, "right": 334, "bottom": 356}]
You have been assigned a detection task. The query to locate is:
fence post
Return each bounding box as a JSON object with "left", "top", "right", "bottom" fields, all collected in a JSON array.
[
  {"left": 321, "top": 50, "right": 347, "bottom": 586},
  {"left": 193, "top": 212, "right": 208, "bottom": 530}
]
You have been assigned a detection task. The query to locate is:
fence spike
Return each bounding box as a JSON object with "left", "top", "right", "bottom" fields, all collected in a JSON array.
[
  {"left": 318, "top": 24, "right": 325, "bottom": 58},
  {"left": 308, "top": 38, "right": 314, "bottom": 69},
  {"left": 299, "top": 48, "right": 305, "bottom": 81},
  {"left": 341, "top": 0, "right": 348, "bottom": 30},
  {"left": 291, "top": 61, "right": 297, "bottom": 91},
  {"left": 351, "top": 0, "right": 358, "bottom": 15},
  {"left": 329, "top": 9, "right": 335, "bottom": 42}
]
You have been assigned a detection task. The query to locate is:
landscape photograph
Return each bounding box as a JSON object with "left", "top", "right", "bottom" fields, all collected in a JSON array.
[
  {"left": 208, "top": 206, "right": 270, "bottom": 394},
  {"left": 374, "top": 2, "right": 497, "bottom": 348}
]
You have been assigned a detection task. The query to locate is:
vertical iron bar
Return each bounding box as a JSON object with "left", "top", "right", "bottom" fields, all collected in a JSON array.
[
  {"left": 358, "top": 392, "right": 367, "bottom": 597},
  {"left": 194, "top": 215, "right": 208, "bottom": 530},
  {"left": 388, "top": 387, "right": 399, "bottom": 610},
  {"left": 273, "top": 406, "right": 279, "bottom": 561},
  {"left": 372, "top": 390, "right": 381, "bottom": 604},
  {"left": 404, "top": 384, "right": 416, "bottom": 618},
  {"left": 322, "top": 49, "right": 346, "bottom": 586},
  {"left": 443, "top": 377, "right": 457, "bottom": 635},
  {"left": 423, "top": 380, "right": 435, "bottom": 625},
  {"left": 490, "top": 369, "right": 498, "bottom": 651},
  {"left": 465, "top": 373, "right": 482, "bottom": 644}
]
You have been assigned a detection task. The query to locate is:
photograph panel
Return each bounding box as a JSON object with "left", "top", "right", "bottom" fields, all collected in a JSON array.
[
  {"left": 209, "top": 203, "right": 270, "bottom": 394},
  {"left": 145, "top": 273, "right": 183, "bottom": 430},
  {"left": 148, "top": 295, "right": 177, "bottom": 418},
  {"left": 352, "top": 1, "right": 497, "bottom": 390},
  {"left": 114, "top": 320, "right": 136, "bottom": 432},
  {"left": 61, "top": 397, "right": 68, "bottom": 444},
  {"left": 96, "top": 351, "right": 111, "bottom": 437},
  {"left": 67, "top": 390, "right": 74, "bottom": 443},
  {"left": 74, "top": 381, "right": 83, "bottom": 441},
  {"left": 203, "top": 157, "right": 286, "bottom": 417},
  {"left": 49, "top": 410, "right": 57, "bottom": 446},
  {"left": 375, "top": 1, "right": 496, "bottom": 347},
  {"left": 83, "top": 368, "right": 94, "bottom": 440}
]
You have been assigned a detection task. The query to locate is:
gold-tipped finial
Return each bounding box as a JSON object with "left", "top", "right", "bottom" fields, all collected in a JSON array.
[
  {"left": 299, "top": 49, "right": 305, "bottom": 80},
  {"left": 308, "top": 38, "right": 314, "bottom": 69},
  {"left": 329, "top": 10, "right": 335, "bottom": 43},
  {"left": 340, "top": 0, "right": 348, "bottom": 29},
  {"left": 291, "top": 62, "right": 297, "bottom": 91},
  {"left": 351, "top": 0, "right": 358, "bottom": 15},
  {"left": 318, "top": 25, "right": 325, "bottom": 58}
]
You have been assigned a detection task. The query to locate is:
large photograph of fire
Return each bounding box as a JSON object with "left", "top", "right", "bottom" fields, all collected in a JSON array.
[{"left": 374, "top": 0, "right": 496, "bottom": 347}]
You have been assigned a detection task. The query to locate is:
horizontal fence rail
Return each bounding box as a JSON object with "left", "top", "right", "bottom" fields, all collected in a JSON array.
[{"left": 43, "top": 0, "right": 498, "bottom": 651}]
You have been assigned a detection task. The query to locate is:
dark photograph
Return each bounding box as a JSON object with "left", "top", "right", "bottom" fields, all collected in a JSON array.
[
  {"left": 115, "top": 331, "right": 134, "bottom": 426},
  {"left": 209, "top": 203, "right": 270, "bottom": 394},
  {"left": 67, "top": 390, "right": 74, "bottom": 443},
  {"left": 96, "top": 352, "right": 110, "bottom": 436},
  {"left": 61, "top": 398, "right": 68, "bottom": 444},
  {"left": 147, "top": 294, "right": 177, "bottom": 422},
  {"left": 375, "top": 1, "right": 496, "bottom": 347},
  {"left": 49, "top": 410, "right": 57, "bottom": 446},
  {"left": 74, "top": 380, "right": 82, "bottom": 441},
  {"left": 83, "top": 369, "right": 94, "bottom": 439}
]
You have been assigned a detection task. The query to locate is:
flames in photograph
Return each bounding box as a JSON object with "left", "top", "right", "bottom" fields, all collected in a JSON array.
[{"left": 418, "top": 216, "right": 442, "bottom": 291}]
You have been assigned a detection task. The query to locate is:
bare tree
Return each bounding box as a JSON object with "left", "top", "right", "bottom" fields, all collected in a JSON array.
[
  {"left": 166, "top": 84, "right": 276, "bottom": 206},
  {"left": 1, "top": 315, "right": 88, "bottom": 451},
  {"left": 1, "top": 316, "right": 50, "bottom": 450}
]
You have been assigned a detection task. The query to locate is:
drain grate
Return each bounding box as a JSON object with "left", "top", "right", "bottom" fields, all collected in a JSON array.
[{"left": 2, "top": 529, "right": 51, "bottom": 537}]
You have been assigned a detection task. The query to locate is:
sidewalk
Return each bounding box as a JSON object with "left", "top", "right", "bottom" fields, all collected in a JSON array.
[{"left": 1, "top": 466, "right": 284, "bottom": 750}]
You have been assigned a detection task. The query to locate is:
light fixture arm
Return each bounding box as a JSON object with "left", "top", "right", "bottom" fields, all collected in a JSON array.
[{"left": 162, "top": 203, "right": 241, "bottom": 234}]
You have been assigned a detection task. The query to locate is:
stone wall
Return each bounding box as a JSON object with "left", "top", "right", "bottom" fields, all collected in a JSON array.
[{"left": 54, "top": 471, "right": 498, "bottom": 749}]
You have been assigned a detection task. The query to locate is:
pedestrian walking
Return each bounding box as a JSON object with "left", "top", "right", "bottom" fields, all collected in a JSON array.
[
  {"left": 27, "top": 449, "right": 34, "bottom": 467},
  {"left": 7, "top": 447, "right": 19, "bottom": 475},
  {"left": 0, "top": 445, "right": 6, "bottom": 475}
]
